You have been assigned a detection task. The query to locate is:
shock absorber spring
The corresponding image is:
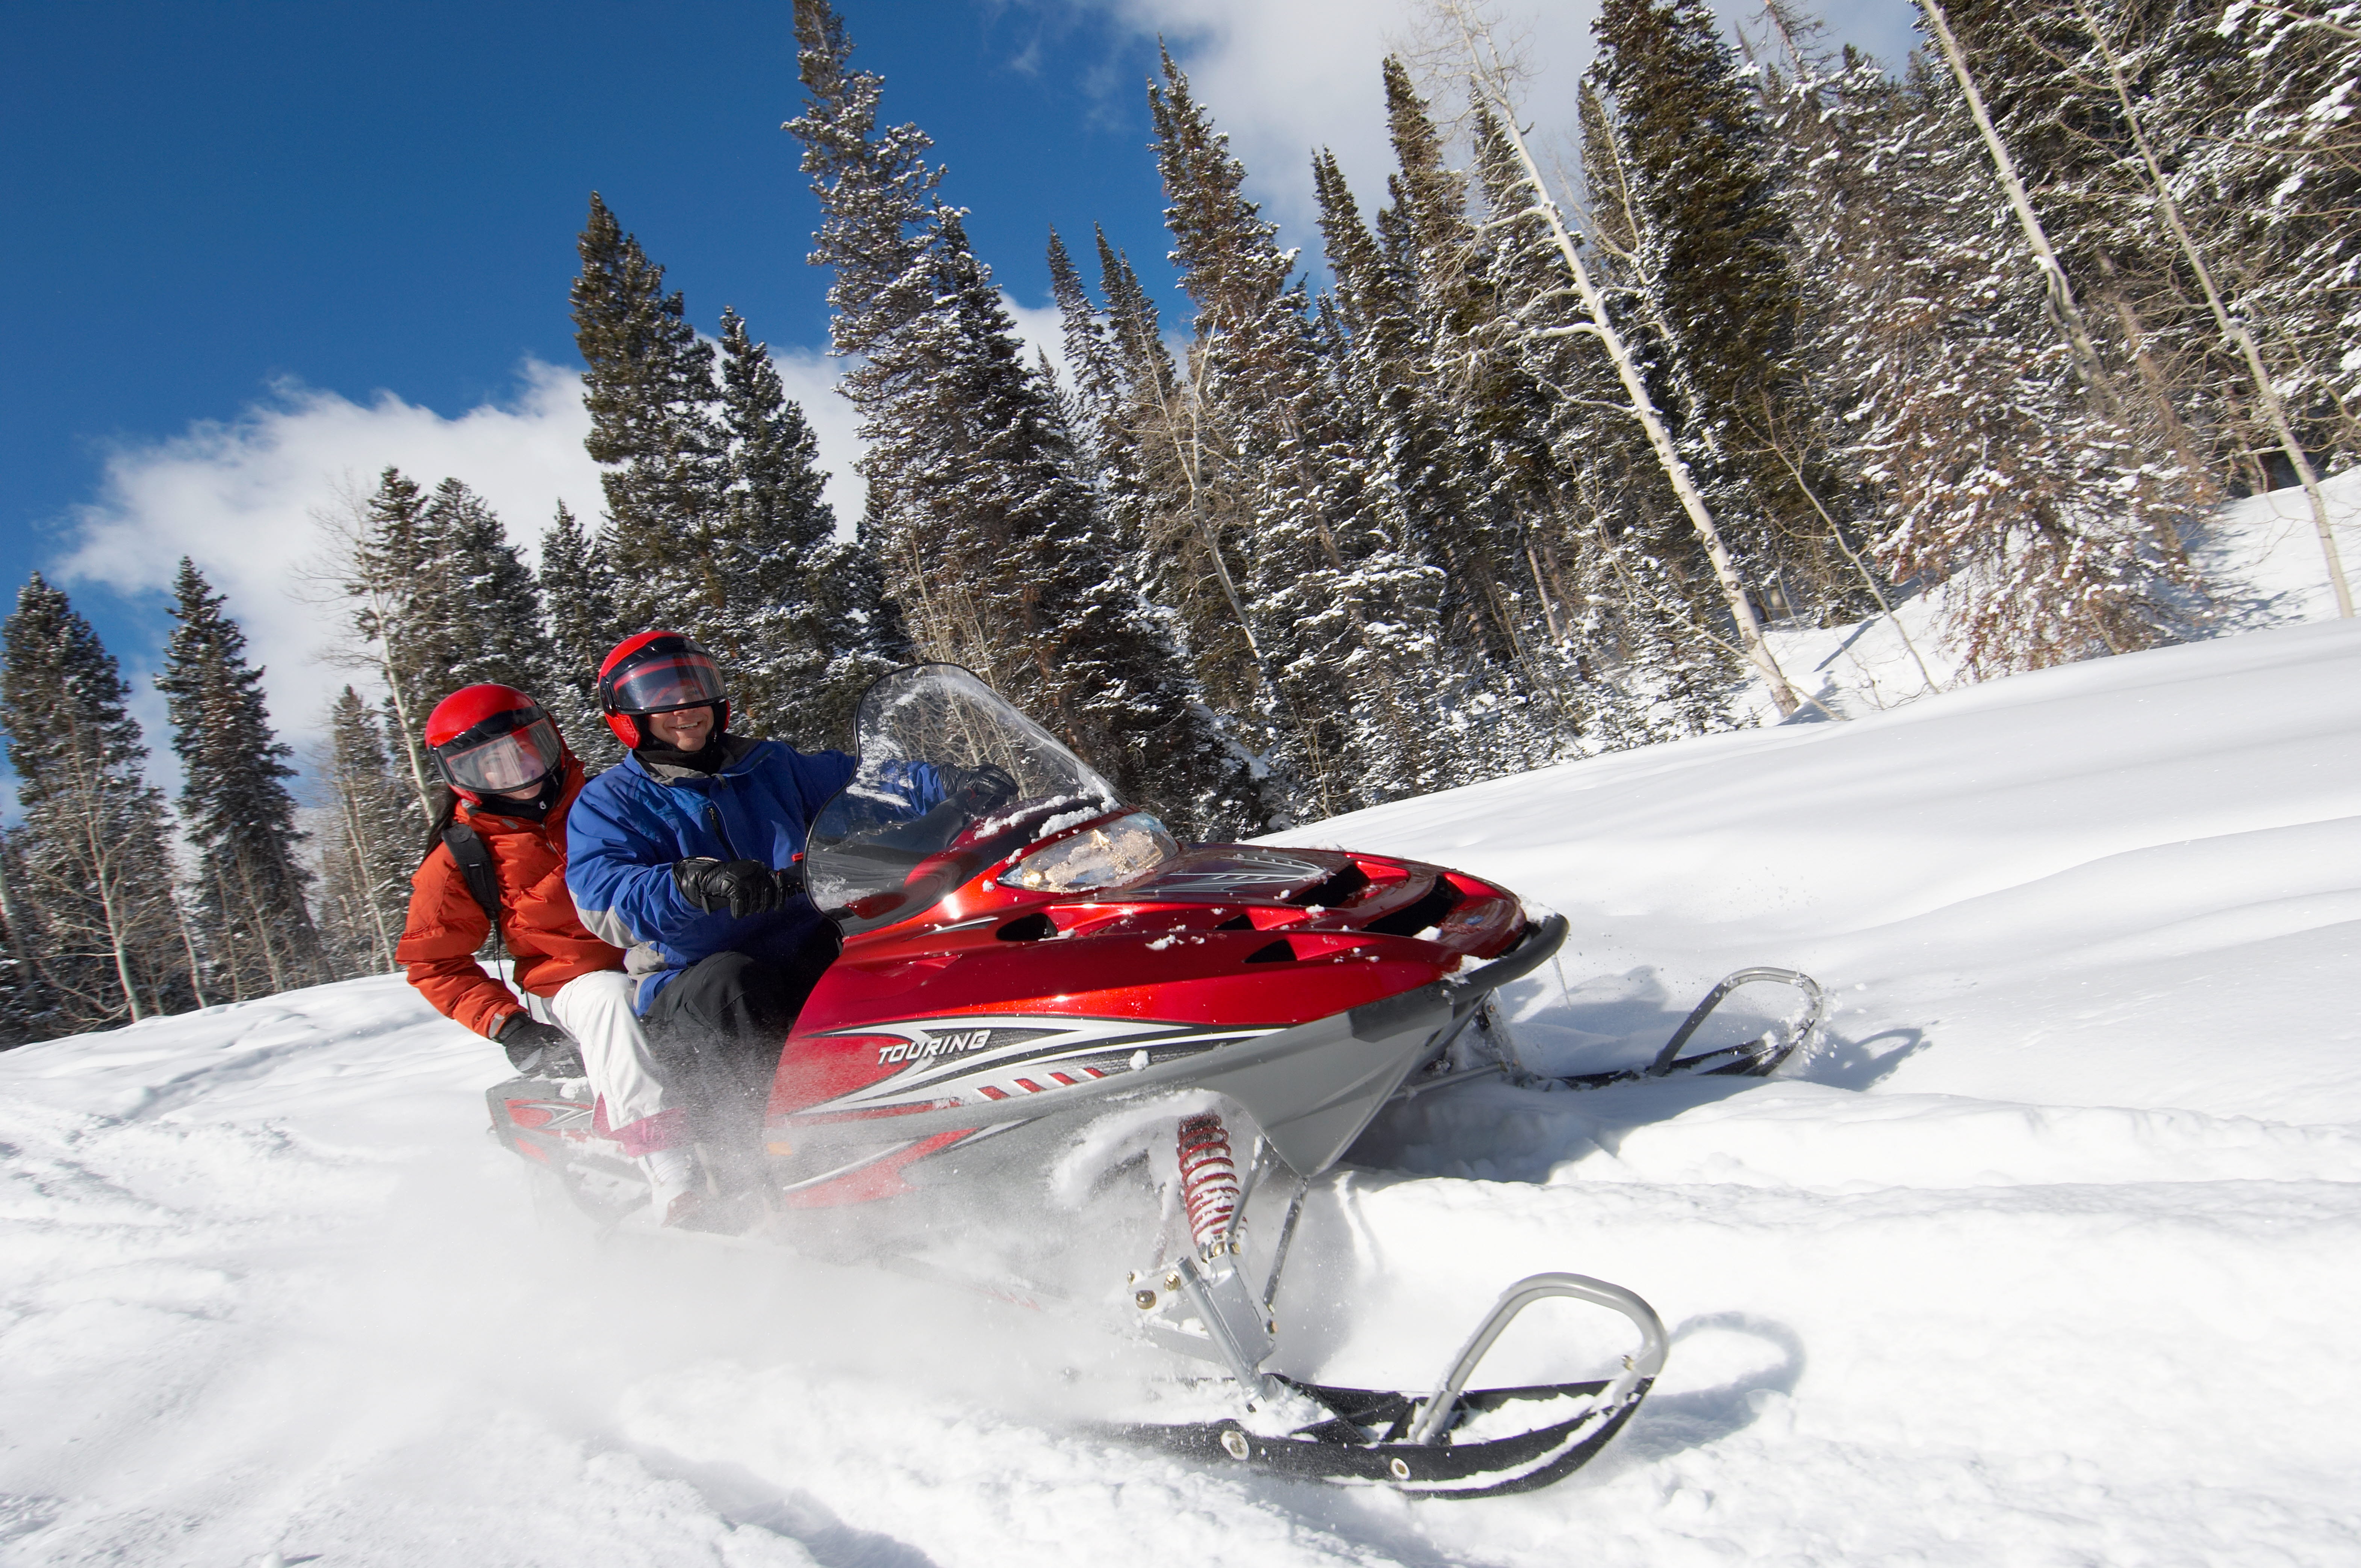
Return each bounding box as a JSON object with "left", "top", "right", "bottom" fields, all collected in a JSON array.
[{"left": 1176, "top": 1112, "right": 1240, "bottom": 1258}]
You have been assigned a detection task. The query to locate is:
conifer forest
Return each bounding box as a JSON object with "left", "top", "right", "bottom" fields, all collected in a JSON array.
[{"left": 3, "top": 0, "right": 2354, "bottom": 1042}]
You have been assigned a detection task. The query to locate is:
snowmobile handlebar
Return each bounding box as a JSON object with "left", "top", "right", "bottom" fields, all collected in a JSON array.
[{"left": 1404, "top": 1271, "right": 1669, "bottom": 1447}]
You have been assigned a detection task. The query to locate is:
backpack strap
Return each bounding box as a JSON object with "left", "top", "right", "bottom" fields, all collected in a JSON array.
[{"left": 439, "top": 822, "right": 507, "bottom": 951}]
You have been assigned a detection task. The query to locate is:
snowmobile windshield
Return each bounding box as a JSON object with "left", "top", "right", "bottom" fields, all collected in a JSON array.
[
  {"left": 806, "top": 664, "right": 1151, "bottom": 933},
  {"left": 436, "top": 714, "right": 563, "bottom": 795},
  {"left": 607, "top": 649, "right": 726, "bottom": 716}
]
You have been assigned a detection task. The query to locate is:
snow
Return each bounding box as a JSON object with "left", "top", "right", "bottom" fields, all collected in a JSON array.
[{"left": 7, "top": 492, "right": 2361, "bottom": 1563}]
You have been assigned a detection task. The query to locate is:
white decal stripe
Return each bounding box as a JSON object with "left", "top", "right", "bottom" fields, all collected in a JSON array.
[{"left": 800, "top": 1015, "right": 1280, "bottom": 1114}]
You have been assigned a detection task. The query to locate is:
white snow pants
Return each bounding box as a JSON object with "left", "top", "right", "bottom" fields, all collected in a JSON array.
[{"left": 527, "top": 971, "right": 674, "bottom": 1147}]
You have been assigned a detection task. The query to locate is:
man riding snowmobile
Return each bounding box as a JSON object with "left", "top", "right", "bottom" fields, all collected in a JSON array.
[
  {"left": 398, "top": 683, "right": 700, "bottom": 1220},
  {"left": 564, "top": 633, "right": 1007, "bottom": 1201}
]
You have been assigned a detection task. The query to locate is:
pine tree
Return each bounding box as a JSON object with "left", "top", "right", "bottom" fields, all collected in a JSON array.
[
  {"left": 1584, "top": 0, "right": 1869, "bottom": 619},
  {"left": 1749, "top": 27, "right": 1944, "bottom": 691},
  {"left": 0, "top": 832, "right": 60, "bottom": 1045},
  {"left": 330, "top": 468, "right": 559, "bottom": 812},
  {"left": 1066, "top": 230, "right": 1276, "bottom": 736},
  {"left": 310, "top": 686, "right": 417, "bottom": 978},
  {"left": 1467, "top": 98, "right": 1740, "bottom": 741},
  {"left": 710, "top": 306, "right": 897, "bottom": 746},
  {"left": 1311, "top": 88, "right": 1570, "bottom": 774},
  {"left": 422, "top": 479, "right": 558, "bottom": 699},
  {"left": 2203, "top": 0, "right": 2361, "bottom": 473},
  {"left": 788, "top": 0, "right": 1260, "bottom": 832},
  {"left": 338, "top": 467, "right": 440, "bottom": 813},
  {"left": 156, "top": 559, "right": 321, "bottom": 1001},
  {"left": 537, "top": 501, "right": 624, "bottom": 768},
  {"left": 1148, "top": 51, "right": 1476, "bottom": 815},
  {"left": 571, "top": 192, "right": 723, "bottom": 631},
  {"left": 0, "top": 575, "right": 193, "bottom": 1031}
]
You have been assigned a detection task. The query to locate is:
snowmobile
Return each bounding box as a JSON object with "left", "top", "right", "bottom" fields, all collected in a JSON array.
[{"left": 488, "top": 663, "right": 1823, "bottom": 1497}]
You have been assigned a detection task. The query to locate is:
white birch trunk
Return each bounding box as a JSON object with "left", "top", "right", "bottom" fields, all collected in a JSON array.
[{"left": 2073, "top": 0, "right": 2353, "bottom": 617}]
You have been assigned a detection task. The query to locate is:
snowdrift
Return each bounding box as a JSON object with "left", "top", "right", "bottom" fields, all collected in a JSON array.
[{"left": 4, "top": 611, "right": 2358, "bottom": 1565}]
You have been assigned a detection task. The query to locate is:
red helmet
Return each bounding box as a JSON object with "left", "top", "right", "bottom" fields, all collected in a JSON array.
[
  {"left": 425, "top": 684, "right": 566, "bottom": 804},
  {"left": 597, "top": 631, "right": 729, "bottom": 750}
]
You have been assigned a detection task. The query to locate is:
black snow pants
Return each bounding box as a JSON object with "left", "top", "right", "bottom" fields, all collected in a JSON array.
[{"left": 644, "top": 931, "right": 839, "bottom": 1178}]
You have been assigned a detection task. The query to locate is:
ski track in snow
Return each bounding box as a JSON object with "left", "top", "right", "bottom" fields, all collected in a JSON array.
[{"left": 6, "top": 549, "right": 2361, "bottom": 1561}]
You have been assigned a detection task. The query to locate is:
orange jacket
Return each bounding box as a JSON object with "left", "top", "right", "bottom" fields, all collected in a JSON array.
[{"left": 397, "top": 759, "right": 626, "bottom": 1039}]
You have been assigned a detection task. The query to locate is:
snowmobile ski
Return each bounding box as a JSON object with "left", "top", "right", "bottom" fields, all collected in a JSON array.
[
  {"left": 1114, "top": 1272, "right": 1666, "bottom": 1498},
  {"left": 1557, "top": 966, "right": 1824, "bottom": 1089}
]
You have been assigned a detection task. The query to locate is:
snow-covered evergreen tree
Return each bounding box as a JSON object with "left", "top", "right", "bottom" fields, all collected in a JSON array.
[
  {"left": 327, "top": 467, "right": 565, "bottom": 807},
  {"left": 710, "top": 306, "right": 899, "bottom": 748},
  {"left": 571, "top": 192, "right": 723, "bottom": 632},
  {"left": 1149, "top": 51, "right": 1473, "bottom": 816},
  {"left": 421, "top": 478, "right": 558, "bottom": 700},
  {"left": 1470, "top": 100, "right": 1742, "bottom": 741},
  {"left": 1310, "top": 72, "right": 1576, "bottom": 774},
  {"left": 156, "top": 559, "right": 320, "bottom": 1001},
  {"left": 1585, "top": 0, "right": 1863, "bottom": 616},
  {"left": 1812, "top": 38, "right": 2200, "bottom": 672},
  {"left": 1061, "top": 231, "right": 1276, "bottom": 741},
  {"left": 787, "top": 0, "right": 1259, "bottom": 833},
  {"left": 537, "top": 501, "right": 623, "bottom": 768},
  {"left": 0, "top": 833, "right": 61, "bottom": 1046},
  {"left": 337, "top": 467, "right": 441, "bottom": 813},
  {"left": 0, "top": 575, "right": 193, "bottom": 1031},
  {"left": 2204, "top": 0, "right": 2361, "bottom": 472}
]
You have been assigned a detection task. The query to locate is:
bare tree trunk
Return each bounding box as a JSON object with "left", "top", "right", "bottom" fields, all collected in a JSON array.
[
  {"left": 1443, "top": 14, "right": 1801, "bottom": 715},
  {"left": 170, "top": 887, "right": 210, "bottom": 1009},
  {"left": 336, "top": 783, "right": 397, "bottom": 972},
  {"left": 2073, "top": 0, "right": 2353, "bottom": 617},
  {"left": 82, "top": 812, "right": 145, "bottom": 1022}
]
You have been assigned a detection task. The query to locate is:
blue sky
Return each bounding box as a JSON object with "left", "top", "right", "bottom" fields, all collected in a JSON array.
[{"left": 0, "top": 0, "right": 1922, "bottom": 782}]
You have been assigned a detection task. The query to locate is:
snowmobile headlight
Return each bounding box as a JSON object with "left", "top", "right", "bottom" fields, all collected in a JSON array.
[{"left": 1000, "top": 812, "right": 1179, "bottom": 894}]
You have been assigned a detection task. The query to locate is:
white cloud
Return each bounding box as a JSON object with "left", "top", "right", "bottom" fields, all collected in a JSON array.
[{"left": 54, "top": 353, "right": 864, "bottom": 763}]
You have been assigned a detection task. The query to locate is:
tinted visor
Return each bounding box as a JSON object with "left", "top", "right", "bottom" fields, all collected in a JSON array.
[
  {"left": 609, "top": 649, "right": 727, "bottom": 716},
  {"left": 437, "top": 715, "right": 564, "bottom": 795}
]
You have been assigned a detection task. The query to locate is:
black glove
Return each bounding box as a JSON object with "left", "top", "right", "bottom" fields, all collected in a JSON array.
[
  {"left": 948, "top": 763, "right": 1018, "bottom": 815},
  {"left": 497, "top": 1015, "right": 584, "bottom": 1078},
  {"left": 674, "top": 856, "right": 791, "bottom": 918}
]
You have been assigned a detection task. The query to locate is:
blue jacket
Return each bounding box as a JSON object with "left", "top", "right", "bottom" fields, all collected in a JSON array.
[{"left": 565, "top": 736, "right": 859, "bottom": 1013}]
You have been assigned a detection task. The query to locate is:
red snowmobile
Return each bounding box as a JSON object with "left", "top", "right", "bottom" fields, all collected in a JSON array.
[{"left": 490, "top": 664, "right": 1822, "bottom": 1498}]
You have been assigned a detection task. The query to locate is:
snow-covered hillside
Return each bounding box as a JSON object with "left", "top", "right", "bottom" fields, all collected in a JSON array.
[{"left": 5, "top": 611, "right": 2359, "bottom": 1565}]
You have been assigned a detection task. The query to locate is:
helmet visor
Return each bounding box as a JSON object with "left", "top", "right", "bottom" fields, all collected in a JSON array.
[
  {"left": 438, "top": 715, "right": 564, "bottom": 795},
  {"left": 609, "top": 649, "right": 727, "bottom": 716}
]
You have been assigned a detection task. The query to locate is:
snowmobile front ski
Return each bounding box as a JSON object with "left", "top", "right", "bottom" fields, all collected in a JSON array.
[
  {"left": 1399, "top": 964, "right": 1826, "bottom": 1100},
  {"left": 1115, "top": 1272, "right": 1666, "bottom": 1498},
  {"left": 1559, "top": 966, "right": 1824, "bottom": 1089}
]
